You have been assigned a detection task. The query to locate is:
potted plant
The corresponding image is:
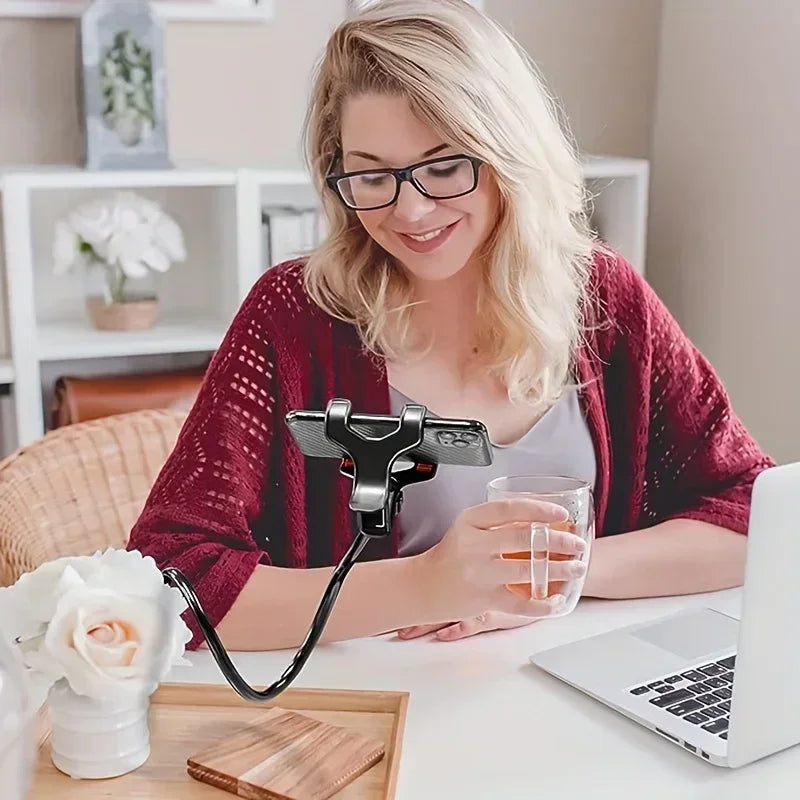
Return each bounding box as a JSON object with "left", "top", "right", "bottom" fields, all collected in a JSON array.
[
  {"left": 0, "top": 548, "right": 192, "bottom": 779},
  {"left": 52, "top": 191, "right": 186, "bottom": 331}
]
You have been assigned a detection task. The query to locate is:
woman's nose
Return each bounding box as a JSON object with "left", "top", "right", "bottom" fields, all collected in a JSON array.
[{"left": 392, "top": 180, "right": 437, "bottom": 223}]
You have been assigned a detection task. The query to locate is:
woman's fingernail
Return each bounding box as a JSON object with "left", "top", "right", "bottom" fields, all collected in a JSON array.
[
  {"left": 570, "top": 561, "right": 588, "bottom": 577},
  {"left": 575, "top": 538, "right": 587, "bottom": 552},
  {"left": 436, "top": 628, "right": 455, "bottom": 640}
]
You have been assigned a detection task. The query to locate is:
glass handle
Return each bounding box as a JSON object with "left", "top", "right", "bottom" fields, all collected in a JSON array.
[{"left": 530, "top": 522, "right": 550, "bottom": 600}]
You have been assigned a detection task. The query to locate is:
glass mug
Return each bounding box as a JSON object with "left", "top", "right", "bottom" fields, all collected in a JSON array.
[{"left": 486, "top": 476, "right": 595, "bottom": 617}]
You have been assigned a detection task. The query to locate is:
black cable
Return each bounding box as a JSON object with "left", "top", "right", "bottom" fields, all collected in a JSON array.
[
  {"left": 159, "top": 399, "right": 435, "bottom": 703},
  {"left": 162, "top": 530, "right": 370, "bottom": 702}
]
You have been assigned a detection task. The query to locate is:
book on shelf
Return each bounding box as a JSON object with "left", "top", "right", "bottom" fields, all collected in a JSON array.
[{"left": 261, "top": 205, "right": 327, "bottom": 270}]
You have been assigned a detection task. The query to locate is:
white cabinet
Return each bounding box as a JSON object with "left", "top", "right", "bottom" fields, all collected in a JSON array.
[{"left": 0, "top": 156, "right": 648, "bottom": 453}]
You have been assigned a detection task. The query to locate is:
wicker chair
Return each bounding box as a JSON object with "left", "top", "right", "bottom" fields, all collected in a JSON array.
[{"left": 0, "top": 408, "right": 186, "bottom": 587}]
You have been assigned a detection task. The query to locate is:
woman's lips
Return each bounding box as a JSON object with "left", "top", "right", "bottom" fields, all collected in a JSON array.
[{"left": 395, "top": 219, "right": 460, "bottom": 253}]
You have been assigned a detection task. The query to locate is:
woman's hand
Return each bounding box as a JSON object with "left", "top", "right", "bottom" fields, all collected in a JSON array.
[
  {"left": 407, "top": 498, "right": 587, "bottom": 635},
  {"left": 398, "top": 612, "right": 538, "bottom": 641}
]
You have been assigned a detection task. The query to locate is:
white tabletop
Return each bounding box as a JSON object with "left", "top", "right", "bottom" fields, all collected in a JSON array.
[{"left": 166, "top": 589, "right": 799, "bottom": 799}]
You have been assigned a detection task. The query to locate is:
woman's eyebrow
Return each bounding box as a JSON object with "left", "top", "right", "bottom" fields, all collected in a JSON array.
[{"left": 344, "top": 143, "right": 451, "bottom": 164}]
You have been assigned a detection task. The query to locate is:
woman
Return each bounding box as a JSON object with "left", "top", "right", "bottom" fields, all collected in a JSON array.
[{"left": 128, "top": 0, "right": 772, "bottom": 650}]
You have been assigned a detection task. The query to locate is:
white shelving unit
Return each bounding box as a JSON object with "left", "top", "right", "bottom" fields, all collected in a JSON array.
[
  {"left": 0, "top": 1, "right": 274, "bottom": 22},
  {"left": 0, "top": 156, "right": 648, "bottom": 453},
  {"left": 582, "top": 155, "right": 649, "bottom": 274}
]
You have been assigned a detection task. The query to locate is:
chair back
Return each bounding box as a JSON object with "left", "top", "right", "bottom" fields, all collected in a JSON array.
[{"left": 0, "top": 409, "right": 186, "bottom": 586}]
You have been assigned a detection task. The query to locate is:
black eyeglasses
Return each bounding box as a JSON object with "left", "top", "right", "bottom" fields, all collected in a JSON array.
[{"left": 326, "top": 154, "right": 484, "bottom": 211}]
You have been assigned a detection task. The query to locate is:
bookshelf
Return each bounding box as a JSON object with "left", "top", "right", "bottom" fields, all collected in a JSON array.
[{"left": 0, "top": 156, "right": 649, "bottom": 454}]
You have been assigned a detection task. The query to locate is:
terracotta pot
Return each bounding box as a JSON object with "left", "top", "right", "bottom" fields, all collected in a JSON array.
[{"left": 85, "top": 296, "right": 158, "bottom": 331}]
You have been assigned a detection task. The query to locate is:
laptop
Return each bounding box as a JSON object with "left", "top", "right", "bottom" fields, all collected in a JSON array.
[{"left": 528, "top": 460, "right": 800, "bottom": 768}]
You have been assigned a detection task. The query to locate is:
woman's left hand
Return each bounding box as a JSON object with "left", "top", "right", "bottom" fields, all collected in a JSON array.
[{"left": 396, "top": 612, "right": 537, "bottom": 641}]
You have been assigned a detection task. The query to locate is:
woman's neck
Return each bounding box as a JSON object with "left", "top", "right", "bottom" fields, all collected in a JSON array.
[{"left": 409, "top": 262, "right": 481, "bottom": 358}]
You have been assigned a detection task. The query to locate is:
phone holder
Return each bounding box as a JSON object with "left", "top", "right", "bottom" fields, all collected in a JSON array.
[
  {"left": 161, "top": 398, "right": 439, "bottom": 703},
  {"left": 326, "top": 398, "right": 438, "bottom": 537}
]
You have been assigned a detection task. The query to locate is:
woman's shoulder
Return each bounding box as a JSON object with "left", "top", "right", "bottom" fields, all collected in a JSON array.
[
  {"left": 231, "top": 259, "right": 360, "bottom": 358},
  {"left": 587, "top": 246, "right": 647, "bottom": 306},
  {"left": 585, "top": 245, "right": 660, "bottom": 333},
  {"left": 236, "top": 259, "right": 331, "bottom": 334},
  {"left": 248, "top": 259, "right": 316, "bottom": 316}
]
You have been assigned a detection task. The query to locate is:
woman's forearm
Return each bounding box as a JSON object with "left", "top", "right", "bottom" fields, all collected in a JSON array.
[
  {"left": 212, "top": 553, "right": 431, "bottom": 651},
  {"left": 582, "top": 519, "right": 747, "bottom": 599}
]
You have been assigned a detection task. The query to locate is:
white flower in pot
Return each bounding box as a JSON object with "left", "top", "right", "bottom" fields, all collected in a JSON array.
[
  {"left": 0, "top": 548, "right": 193, "bottom": 779},
  {"left": 52, "top": 192, "right": 186, "bottom": 331}
]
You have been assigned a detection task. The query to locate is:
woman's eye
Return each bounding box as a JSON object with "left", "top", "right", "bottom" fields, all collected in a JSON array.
[
  {"left": 357, "top": 174, "right": 389, "bottom": 186},
  {"left": 426, "top": 164, "right": 459, "bottom": 177}
]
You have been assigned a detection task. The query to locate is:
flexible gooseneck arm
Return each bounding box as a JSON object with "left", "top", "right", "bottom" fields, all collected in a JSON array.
[{"left": 161, "top": 399, "right": 437, "bottom": 703}]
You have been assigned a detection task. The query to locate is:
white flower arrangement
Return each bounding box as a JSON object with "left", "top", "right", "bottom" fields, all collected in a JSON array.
[
  {"left": 52, "top": 191, "right": 186, "bottom": 304},
  {"left": 0, "top": 549, "right": 192, "bottom": 702}
]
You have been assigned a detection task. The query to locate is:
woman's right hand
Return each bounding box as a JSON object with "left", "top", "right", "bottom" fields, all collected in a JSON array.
[{"left": 414, "top": 498, "right": 588, "bottom": 623}]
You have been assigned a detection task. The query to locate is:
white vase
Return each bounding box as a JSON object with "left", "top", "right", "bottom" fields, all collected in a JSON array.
[{"left": 47, "top": 680, "right": 151, "bottom": 780}]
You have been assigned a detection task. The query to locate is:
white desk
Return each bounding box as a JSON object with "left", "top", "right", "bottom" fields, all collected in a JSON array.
[{"left": 167, "top": 589, "right": 799, "bottom": 799}]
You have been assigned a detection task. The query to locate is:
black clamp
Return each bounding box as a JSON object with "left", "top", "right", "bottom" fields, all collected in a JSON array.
[{"left": 324, "top": 398, "right": 438, "bottom": 537}]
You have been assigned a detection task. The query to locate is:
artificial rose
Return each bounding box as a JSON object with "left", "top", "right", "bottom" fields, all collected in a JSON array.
[
  {"left": 52, "top": 221, "right": 80, "bottom": 275},
  {"left": 50, "top": 191, "right": 186, "bottom": 300},
  {"left": 0, "top": 549, "right": 192, "bottom": 701},
  {"left": 68, "top": 199, "right": 115, "bottom": 249},
  {"left": 153, "top": 212, "right": 187, "bottom": 262}
]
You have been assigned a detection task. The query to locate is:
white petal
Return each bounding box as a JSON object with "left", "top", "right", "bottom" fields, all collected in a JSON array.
[
  {"left": 141, "top": 246, "right": 169, "bottom": 273},
  {"left": 52, "top": 222, "right": 79, "bottom": 274},
  {"left": 119, "top": 257, "right": 148, "bottom": 279},
  {"left": 153, "top": 215, "right": 186, "bottom": 262},
  {"left": 68, "top": 204, "right": 113, "bottom": 245}
]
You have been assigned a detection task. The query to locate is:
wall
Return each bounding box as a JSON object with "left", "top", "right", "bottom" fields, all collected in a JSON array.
[
  {"left": 0, "top": 0, "right": 661, "bottom": 167},
  {"left": 0, "top": 3, "right": 344, "bottom": 167},
  {"left": 648, "top": 0, "right": 800, "bottom": 464},
  {"left": 490, "top": 0, "right": 661, "bottom": 159}
]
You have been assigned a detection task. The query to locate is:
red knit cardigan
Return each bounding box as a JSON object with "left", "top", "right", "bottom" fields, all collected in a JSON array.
[{"left": 127, "top": 250, "right": 773, "bottom": 648}]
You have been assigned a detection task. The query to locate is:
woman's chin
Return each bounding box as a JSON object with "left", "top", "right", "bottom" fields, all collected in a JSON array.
[{"left": 395, "top": 255, "right": 473, "bottom": 284}]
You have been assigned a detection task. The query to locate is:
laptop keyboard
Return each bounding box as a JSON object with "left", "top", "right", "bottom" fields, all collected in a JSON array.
[{"left": 629, "top": 654, "right": 735, "bottom": 740}]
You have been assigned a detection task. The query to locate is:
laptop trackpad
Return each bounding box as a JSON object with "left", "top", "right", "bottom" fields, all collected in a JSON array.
[{"left": 632, "top": 609, "right": 738, "bottom": 660}]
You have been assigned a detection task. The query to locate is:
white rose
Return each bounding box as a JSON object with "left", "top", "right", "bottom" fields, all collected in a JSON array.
[
  {"left": 52, "top": 221, "right": 79, "bottom": 275},
  {"left": 52, "top": 194, "right": 185, "bottom": 278},
  {"left": 0, "top": 555, "right": 102, "bottom": 642},
  {"left": 153, "top": 214, "right": 187, "bottom": 262},
  {"left": 67, "top": 200, "right": 114, "bottom": 249},
  {"left": 0, "top": 549, "right": 192, "bottom": 701},
  {"left": 127, "top": 194, "right": 163, "bottom": 230},
  {"left": 33, "top": 585, "right": 185, "bottom": 701},
  {"left": 107, "top": 225, "right": 153, "bottom": 277},
  {"left": 141, "top": 246, "right": 170, "bottom": 273}
]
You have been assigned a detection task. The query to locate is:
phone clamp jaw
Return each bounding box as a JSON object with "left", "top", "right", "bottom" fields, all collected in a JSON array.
[{"left": 326, "top": 398, "right": 438, "bottom": 537}]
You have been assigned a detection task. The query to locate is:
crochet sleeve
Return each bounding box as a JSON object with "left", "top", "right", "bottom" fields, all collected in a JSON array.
[
  {"left": 127, "top": 273, "right": 280, "bottom": 648},
  {"left": 604, "top": 254, "right": 774, "bottom": 534}
]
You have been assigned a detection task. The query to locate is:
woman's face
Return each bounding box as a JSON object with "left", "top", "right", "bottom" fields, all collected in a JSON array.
[{"left": 338, "top": 93, "right": 499, "bottom": 284}]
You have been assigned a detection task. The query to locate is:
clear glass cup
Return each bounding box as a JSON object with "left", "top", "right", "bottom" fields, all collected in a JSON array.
[
  {"left": 0, "top": 631, "right": 36, "bottom": 800},
  {"left": 486, "top": 476, "right": 595, "bottom": 617}
]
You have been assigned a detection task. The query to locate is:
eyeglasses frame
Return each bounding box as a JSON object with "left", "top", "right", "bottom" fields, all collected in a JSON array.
[{"left": 325, "top": 153, "right": 484, "bottom": 211}]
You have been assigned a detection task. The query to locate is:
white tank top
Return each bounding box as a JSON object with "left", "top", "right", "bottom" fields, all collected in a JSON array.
[{"left": 390, "top": 385, "right": 597, "bottom": 557}]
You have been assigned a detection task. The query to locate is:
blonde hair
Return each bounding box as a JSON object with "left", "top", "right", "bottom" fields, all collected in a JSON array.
[{"left": 302, "top": 0, "right": 597, "bottom": 411}]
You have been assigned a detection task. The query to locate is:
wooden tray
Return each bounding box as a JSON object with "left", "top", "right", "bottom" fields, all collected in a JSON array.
[{"left": 30, "top": 683, "right": 409, "bottom": 800}]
